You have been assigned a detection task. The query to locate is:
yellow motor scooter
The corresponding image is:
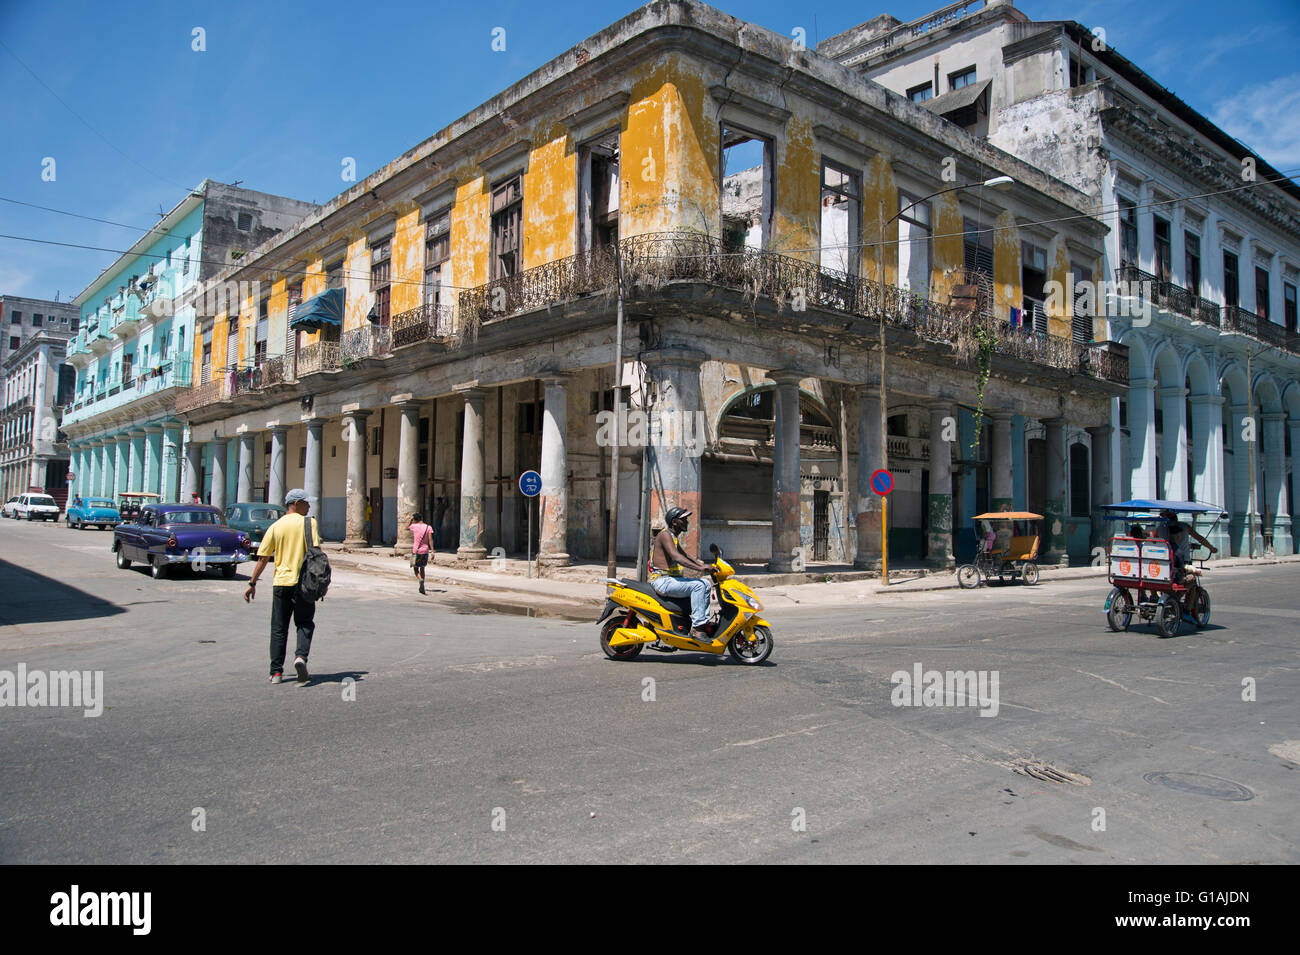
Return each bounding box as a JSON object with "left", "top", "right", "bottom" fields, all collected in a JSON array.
[{"left": 597, "top": 544, "right": 774, "bottom": 664}]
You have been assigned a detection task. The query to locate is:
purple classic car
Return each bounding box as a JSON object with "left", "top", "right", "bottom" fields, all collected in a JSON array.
[{"left": 112, "top": 503, "right": 252, "bottom": 580}]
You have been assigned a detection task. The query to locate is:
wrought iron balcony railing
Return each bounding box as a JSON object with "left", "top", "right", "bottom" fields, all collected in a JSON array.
[
  {"left": 461, "top": 231, "right": 1128, "bottom": 384},
  {"left": 1114, "top": 264, "right": 1222, "bottom": 329},
  {"left": 392, "top": 303, "right": 457, "bottom": 348},
  {"left": 296, "top": 342, "right": 341, "bottom": 377}
]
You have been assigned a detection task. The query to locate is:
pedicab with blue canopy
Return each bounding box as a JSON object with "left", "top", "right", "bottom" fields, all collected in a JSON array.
[{"left": 1099, "top": 499, "right": 1225, "bottom": 637}]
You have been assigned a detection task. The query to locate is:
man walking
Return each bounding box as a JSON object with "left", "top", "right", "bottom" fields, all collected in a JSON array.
[{"left": 244, "top": 488, "right": 321, "bottom": 684}]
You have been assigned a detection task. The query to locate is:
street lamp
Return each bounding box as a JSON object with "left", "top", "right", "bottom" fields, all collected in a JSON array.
[{"left": 874, "top": 176, "right": 1013, "bottom": 585}]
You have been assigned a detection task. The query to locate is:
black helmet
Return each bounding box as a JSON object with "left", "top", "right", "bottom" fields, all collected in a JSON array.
[{"left": 665, "top": 507, "right": 692, "bottom": 528}]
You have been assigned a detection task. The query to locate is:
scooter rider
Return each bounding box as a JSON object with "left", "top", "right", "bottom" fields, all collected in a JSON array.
[{"left": 650, "top": 507, "right": 714, "bottom": 640}]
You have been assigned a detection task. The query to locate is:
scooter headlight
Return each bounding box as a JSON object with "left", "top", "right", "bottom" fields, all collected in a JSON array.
[{"left": 741, "top": 592, "right": 763, "bottom": 611}]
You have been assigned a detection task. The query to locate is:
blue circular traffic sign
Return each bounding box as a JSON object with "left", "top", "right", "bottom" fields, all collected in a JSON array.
[
  {"left": 519, "top": 470, "right": 542, "bottom": 497},
  {"left": 870, "top": 468, "right": 894, "bottom": 496}
]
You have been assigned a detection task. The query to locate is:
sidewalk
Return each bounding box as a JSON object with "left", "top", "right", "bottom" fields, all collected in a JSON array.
[{"left": 322, "top": 542, "right": 1300, "bottom": 612}]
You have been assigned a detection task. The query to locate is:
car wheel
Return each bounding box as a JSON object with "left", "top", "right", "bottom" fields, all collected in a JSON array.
[
  {"left": 220, "top": 565, "right": 236, "bottom": 580},
  {"left": 116, "top": 549, "right": 131, "bottom": 570},
  {"left": 150, "top": 556, "right": 168, "bottom": 579}
]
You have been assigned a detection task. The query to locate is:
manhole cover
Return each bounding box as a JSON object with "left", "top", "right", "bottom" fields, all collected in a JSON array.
[
  {"left": 1143, "top": 772, "right": 1254, "bottom": 801},
  {"left": 1010, "top": 759, "right": 1091, "bottom": 785}
]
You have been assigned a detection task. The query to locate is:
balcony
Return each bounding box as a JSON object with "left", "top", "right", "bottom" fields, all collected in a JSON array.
[
  {"left": 392, "top": 303, "right": 457, "bottom": 348},
  {"left": 1220, "top": 305, "right": 1299, "bottom": 353},
  {"left": 295, "top": 342, "right": 341, "bottom": 377},
  {"left": 1115, "top": 264, "right": 1222, "bottom": 330},
  {"left": 62, "top": 360, "right": 194, "bottom": 427},
  {"left": 341, "top": 324, "right": 391, "bottom": 365},
  {"left": 461, "top": 231, "right": 1128, "bottom": 385}
]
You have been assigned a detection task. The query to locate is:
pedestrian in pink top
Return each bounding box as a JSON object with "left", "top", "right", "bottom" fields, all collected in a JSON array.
[{"left": 409, "top": 513, "right": 434, "bottom": 595}]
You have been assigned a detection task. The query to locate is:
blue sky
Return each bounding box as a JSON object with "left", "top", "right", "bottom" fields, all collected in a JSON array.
[{"left": 2, "top": 0, "right": 1297, "bottom": 302}]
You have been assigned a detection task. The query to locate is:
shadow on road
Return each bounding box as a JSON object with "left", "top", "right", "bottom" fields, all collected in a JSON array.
[
  {"left": 0, "top": 557, "right": 127, "bottom": 626},
  {"left": 299, "top": 670, "right": 370, "bottom": 687}
]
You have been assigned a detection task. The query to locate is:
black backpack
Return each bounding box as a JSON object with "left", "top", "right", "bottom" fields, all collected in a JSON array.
[{"left": 298, "top": 516, "right": 331, "bottom": 601}]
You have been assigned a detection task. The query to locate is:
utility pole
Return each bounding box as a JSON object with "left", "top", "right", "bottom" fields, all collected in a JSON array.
[{"left": 606, "top": 244, "right": 624, "bottom": 578}]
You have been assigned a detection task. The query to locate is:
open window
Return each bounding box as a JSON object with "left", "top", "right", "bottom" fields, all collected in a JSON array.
[
  {"left": 820, "top": 160, "right": 860, "bottom": 275},
  {"left": 370, "top": 238, "right": 392, "bottom": 326},
  {"left": 423, "top": 211, "right": 450, "bottom": 307},
  {"left": 721, "top": 126, "right": 774, "bottom": 251},
  {"left": 1021, "top": 242, "right": 1048, "bottom": 335},
  {"left": 578, "top": 132, "right": 620, "bottom": 253},
  {"left": 491, "top": 175, "right": 523, "bottom": 279},
  {"left": 898, "top": 193, "right": 931, "bottom": 293},
  {"left": 1071, "top": 265, "right": 1093, "bottom": 344}
]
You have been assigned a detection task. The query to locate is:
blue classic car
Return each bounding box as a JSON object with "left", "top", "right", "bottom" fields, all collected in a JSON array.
[
  {"left": 112, "top": 503, "right": 252, "bottom": 579},
  {"left": 66, "top": 497, "right": 121, "bottom": 530}
]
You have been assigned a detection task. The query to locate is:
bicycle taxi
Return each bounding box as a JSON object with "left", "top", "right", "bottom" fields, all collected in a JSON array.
[
  {"left": 956, "top": 511, "right": 1042, "bottom": 588},
  {"left": 1100, "top": 499, "right": 1223, "bottom": 637}
]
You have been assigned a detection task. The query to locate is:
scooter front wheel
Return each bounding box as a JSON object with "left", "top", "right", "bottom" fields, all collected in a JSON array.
[
  {"left": 599, "top": 617, "right": 644, "bottom": 661},
  {"left": 728, "top": 625, "right": 773, "bottom": 665}
]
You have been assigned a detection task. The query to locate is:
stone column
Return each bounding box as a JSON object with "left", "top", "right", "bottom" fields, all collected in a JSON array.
[
  {"left": 84, "top": 444, "right": 98, "bottom": 500},
  {"left": 1229, "top": 402, "right": 1253, "bottom": 555},
  {"left": 1043, "top": 417, "right": 1068, "bottom": 565},
  {"left": 128, "top": 430, "right": 145, "bottom": 492},
  {"left": 103, "top": 441, "right": 117, "bottom": 499},
  {"left": 1159, "top": 385, "right": 1188, "bottom": 500},
  {"left": 342, "top": 408, "right": 371, "bottom": 547},
  {"left": 268, "top": 426, "right": 288, "bottom": 507},
  {"left": 1189, "top": 395, "right": 1227, "bottom": 556},
  {"left": 143, "top": 426, "right": 162, "bottom": 497},
  {"left": 183, "top": 438, "right": 201, "bottom": 502},
  {"left": 643, "top": 349, "right": 705, "bottom": 559},
  {"left": 236, "top": 430, "right": 256, "bottom": 504},
  {"left": 70, "top": 446, "right": 84, "bottom": 500},
  {"left": 854, "top": 387, "right": 883, "bottom": 569},
  {"left": 210, "top": 437, "right": 229, "bottom": 512},
  {"left": 1263, "top": 412, "right": 1290, "bottom": 554},
  {"left": 769, "top": 370, "right": 803, "bottom": 573},
  {"left": 1290, "top": 419, "right": 1300, "bottom": 555},
  {"left": 114, "top": 435, "right": 129, "bottom": 496},
  {"left": 456, "top": 388, "right": 487, "bottom": 561},
  {"left": 394, "top": 401, "right": 421, "bottom": 556},
  {"left": 1128, "top": 378, "right": 1158, "bottom": 500},
  {"left": 990, "top": 413, "right": 1014, "bottom": 511},
  {"left": 538, "top": 377, "right": 571, "bottom": 571},
  {"left": 304, "top": 419, "right": 324, "bottom": 522},
  {"left": 161, "top": 425, "right": 181, "bottom": 502},
  {"left": 1086, "top": 424, "right": 1113, "bottom": 551},
  {"left": 927, "top": 403, "right": 954, "bottom": 569}
]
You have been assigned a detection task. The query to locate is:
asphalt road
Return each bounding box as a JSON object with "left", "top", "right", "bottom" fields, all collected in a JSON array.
[{"left": 0, "top": 516, "right": 1296, "bottom": 864}]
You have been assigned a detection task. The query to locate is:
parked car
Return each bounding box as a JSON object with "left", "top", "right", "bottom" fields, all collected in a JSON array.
[
  {"left": 13, "top": 493, "right": 60, "bottom": 521},
  {"left": 66, "top": 497, "right": 122, "bottom": 530},
  {"left": 116, "top": 491, "right": 160, "bottom": 523},
  {"left": 1, "top": 496, "right": 19, "bottom": 519},
  {"left": 224, "top": 502, "right": 286, "bottom": 550},
  {"left": 112, "top": 503, "right": 252, "bottom": 579}
]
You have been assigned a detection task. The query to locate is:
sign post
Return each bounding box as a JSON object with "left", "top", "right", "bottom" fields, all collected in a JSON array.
[
  {"left": 519, "top": 470, "right": 542, "bottom": 578},
  {"left": 870, "top": 468, "right": 894, "bottom": 586}
]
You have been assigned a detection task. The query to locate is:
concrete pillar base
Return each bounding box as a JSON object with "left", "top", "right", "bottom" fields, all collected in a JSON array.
[
  {"left": 537, "top": 551, "right": 571, "bottom": 572},
  {"left": 457, "top": 546, "right": 487, "bottom": 562}
]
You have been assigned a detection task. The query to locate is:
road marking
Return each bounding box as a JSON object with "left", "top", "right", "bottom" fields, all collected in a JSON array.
[
  {"left": 725, "top": 721, "right": 841, "bottom": 748},
  {"left": 1070, "top": 668, "right": 1168, "bottom": 705}
]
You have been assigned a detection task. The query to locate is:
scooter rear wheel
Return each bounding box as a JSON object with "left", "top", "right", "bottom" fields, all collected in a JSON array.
[{"left": 599, "top": 617, "right": 644, "bottom": 661}]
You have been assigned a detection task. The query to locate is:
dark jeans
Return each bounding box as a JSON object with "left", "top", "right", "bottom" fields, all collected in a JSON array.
[{"left": 270, "top": 584, "right": 316, "bottom": 675}]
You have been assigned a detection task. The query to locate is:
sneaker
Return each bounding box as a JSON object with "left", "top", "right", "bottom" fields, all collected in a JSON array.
[
  {"left": 689, "top": 627, "right": 712, "bottom": 641},
  {"left": 268, "top": 672, "right": 282, "bottom": 684},
  {"left": 294, "top": 657, "right": 309, "bottom": 683},
  {"left": 419, "top": 580, "right": 426, "bottom": 594}
]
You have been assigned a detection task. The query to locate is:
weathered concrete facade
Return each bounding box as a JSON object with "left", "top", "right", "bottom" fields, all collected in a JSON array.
[
  {"left": 172, "top": 1, "right": 1125, "bottom": 570},
  {"left": 832, "top": 0, "right": 1300, "bottom": 556}
]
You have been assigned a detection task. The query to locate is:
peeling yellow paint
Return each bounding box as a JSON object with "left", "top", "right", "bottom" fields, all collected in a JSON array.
[
  {"left": 391, "top": 205, "right": 423, "bottom": 317},
  {"left": 993, "top": 210, "right": 1020, "bottom": 319},
  {"left": 773, "top": 117, "right": 819, "bottom": 260},
  {"left": 931, "top": 191, "right": 963, "bottom": 302},
  {"left": 863, "top": 154, "right": 899, "bottom": 284},
  {"left": 523, "top": 134, "right": 575, "bottom": 269}
]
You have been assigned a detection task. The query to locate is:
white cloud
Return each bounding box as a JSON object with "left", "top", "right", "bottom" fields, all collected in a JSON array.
[{"left": 1212, "top": 72, "right": 1300, "bottom": 171}]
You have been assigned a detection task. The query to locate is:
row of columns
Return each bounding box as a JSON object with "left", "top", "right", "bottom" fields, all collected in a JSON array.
[
  {"left": 1127, "top": 385, "right": 1295, "bottom": 554},
  {"left": 71, "top": 425, "right": 182, "bottom": 502}
]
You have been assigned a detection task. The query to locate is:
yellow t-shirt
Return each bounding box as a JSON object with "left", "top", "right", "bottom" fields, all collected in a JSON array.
[{"left": 258, "top": 512, "right": 322, "bottom": 587}]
